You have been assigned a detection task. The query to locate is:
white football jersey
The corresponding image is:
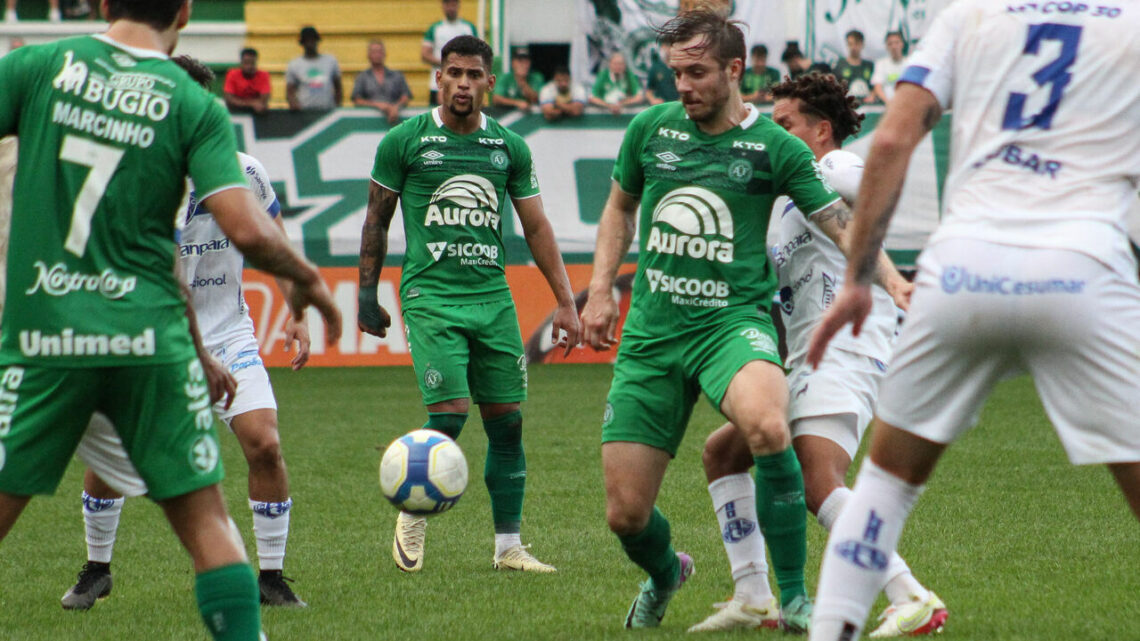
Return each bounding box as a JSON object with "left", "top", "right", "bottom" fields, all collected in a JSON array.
[
  {"left": 772, "top": 149, "right": 897, "bottom": 365},
  {"left": 180, "top": 152, "right": 281, "bottom": 350},
  {"left": 902, "top": 0, "right": 1140, "bottom": 275}
]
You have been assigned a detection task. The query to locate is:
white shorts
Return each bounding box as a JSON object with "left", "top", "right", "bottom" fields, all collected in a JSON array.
[
  {"left": 877, "top": 238, "right": 1140, "bottom": 465},
  {"left": 211, "top": 337, "right": 277, "bottom": 424},
  {"left": 76, "top": 337, "right": 278, "bottom": 496},
  {"left": 786, "top": 347, "right": 886, "bottom": 459}
]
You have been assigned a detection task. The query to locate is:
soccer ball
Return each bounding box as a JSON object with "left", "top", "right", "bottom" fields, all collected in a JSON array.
[{"left": 379, "top": 429, "right": 468, "bottom": 515}]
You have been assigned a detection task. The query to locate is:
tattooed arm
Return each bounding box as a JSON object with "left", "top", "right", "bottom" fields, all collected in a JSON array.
[
  {"left": 807, "top": 83, "right": 942, "bottom": 367},
  {"left": 809, "top": 199, "right": 913, "bottom": 311},
  {"left": 357, "top": 181, "right": 400, "bottom": 337}
]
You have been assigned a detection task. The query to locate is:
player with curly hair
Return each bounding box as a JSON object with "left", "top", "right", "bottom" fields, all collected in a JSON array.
[{"left": 688, "top": 72, "right": 943, "bottom": 637}]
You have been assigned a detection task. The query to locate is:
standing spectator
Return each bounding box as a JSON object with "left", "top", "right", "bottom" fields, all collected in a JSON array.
[
  {"left": 5, "top": 0, "right": 60, "bottom": 22},
  {"left": 832, "top": 30, "right": 875, "bottom": 103},
  {"left": 492, "top": 46, "right": 542, "bottom": 111},
  {"left": 871, "top": 31, "right": 907, "bottom": 104},
  {"left": 782, "top": 44, "right": 831, "bottom": 81},
  {"left": 224, "top": 48, "right": 271, "bottom": 114},
  {"left": 352, "top": 39, "right": 411, "bottom": 124},
  {"left": 421, "top": 0, "right": 477, "bottom": 105},
  {"left": 286, "top": 26, "right": 343, "bottom": 112},
  {"left": 645, "top": 47, "right": 678, "bottom": 105},
  {"left": 740, "top": 44, "right": 780, "bottom": 103},
  {"left": 589, "top": 51, "right": 643, "bottom": 114},
  {"left": 539, "top": 66, "right": 586, "bottom": 121}
]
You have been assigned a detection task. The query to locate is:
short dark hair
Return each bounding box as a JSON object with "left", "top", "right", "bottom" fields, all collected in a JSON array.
[
  {"left": 656, "top": 10, "right": 746, "bottom": 68},
  {"left": 240, "top": 47, "right": 258, "bottom": 59},
  {"left": 845, "top": 29, "right": 864, "bottom": 43},
  {"left": 885, "top": 30, "right": 904, "bottom": 42},
  {"left": 553, "top": 65, "right": 571, "bottom": 77},
  {"left": 172, "top": 55, "right": 215, "bottom": 91},
  {"left": 750, "top": 44, "right": 768, "bottom": 58},
  {"left": 440, "top": 35, "right": 494, "bottom": 70},
  {"left": 770, "top": 72, "right": 865, "bottom": 146},
  {"left": 105, "top": 0, "right": 184, "bottom": 31}
]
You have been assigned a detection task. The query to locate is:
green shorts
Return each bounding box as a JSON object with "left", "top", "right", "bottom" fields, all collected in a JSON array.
[
  {"left": 403, "top": 298, "right": 527, "bottom": 406},
  {"left": 601, "top": 314, "right": 781, "bottom": 456},
  {"left": 0, "top": 355, "right": 225, "bottom": 501}
]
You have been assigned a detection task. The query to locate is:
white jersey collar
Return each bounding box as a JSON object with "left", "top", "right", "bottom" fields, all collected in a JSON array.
[
  {"left": 92, "top": 34, "right": 169, "bottom": 60},
  {"left": 432, "top": 106, "right": 487, "bottom": 131},
  {"left": 739, "top": 103, "right": 760, "bottom": 130}
]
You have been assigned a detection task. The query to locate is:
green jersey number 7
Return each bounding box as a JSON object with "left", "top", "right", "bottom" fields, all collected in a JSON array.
[{"left": 59, "top": 134, "right": 125, "bottom": 257}]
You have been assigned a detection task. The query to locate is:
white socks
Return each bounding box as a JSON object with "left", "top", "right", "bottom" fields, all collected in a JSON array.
[
  {"left": 81, "top": 492, "right": 122, "bottom": 564},
  {"left": 250, "top": 498, "right": 292, "bottom": 571},
  {"left": 709, "top": 473, "right": 774, "bottom": 605},
  {"left": 810, "top": 462, "right": 924, "bottom": 641},
  {"left": 495, "top": 533, "right": 522, "bottom": 557}
]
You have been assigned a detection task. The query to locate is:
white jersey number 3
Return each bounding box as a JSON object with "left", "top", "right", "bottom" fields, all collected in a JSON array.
[
  {"left": 59, "top": 134, "right": 125, "bottom": 257},
  {"left": 1002, "top": 23, "right": 1082, "bottom": 131}
]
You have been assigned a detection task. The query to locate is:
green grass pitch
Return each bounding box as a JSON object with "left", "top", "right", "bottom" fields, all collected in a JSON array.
[{"left": 1, "top": 365, "right": 1137, "bottom": 640}]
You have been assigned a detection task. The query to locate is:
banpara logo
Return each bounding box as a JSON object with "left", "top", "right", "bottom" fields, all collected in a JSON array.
[{"left": 647, "top": 187, "right": 735, "bottom": 263}]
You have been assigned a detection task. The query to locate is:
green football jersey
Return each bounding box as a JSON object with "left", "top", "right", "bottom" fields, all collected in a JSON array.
[
  {"left": 612, "top": 102, "right": 839, "bottom": 336},
  {"left": 371, "top": 108, "right": 540, "bottom": 308},
  {"left": 0, "top": 36, "right": 247, "bottom": 366}
]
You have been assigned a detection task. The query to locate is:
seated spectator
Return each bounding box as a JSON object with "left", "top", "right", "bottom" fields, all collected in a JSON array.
[
  {"left": 5, "top": 0, "right": 59, "bottom": 22},
  {"left": 645, "top": 47, "right": 678, "bottom": 105},
  {"left": 872, "top": 31, "right": 907, "bottom": 105},
  {"left": 589, "top": 52, "right": 643, "bottom": 115},
  {"left": 352, "top": 39, "right": 412, "bottom": 124},
  {"left": 224, "top": 48, "right": 271, "bottom": 114},
  {"left": 781, "top": 44, "right": 831, "bottom": 81},
  {"left": 740, "top": 44, "right": 780, "bottom": 104},
  {"left": 286, "top": 26, "right": 343, "bottom": 111},
  {"left": 832, "top": 29, "right": 875, "bottom": 103},
  {"left": 539, "top": 66, "right": 586, "bottom": 121},
  {"left": 492, "top": 46, "right": 542, "bottom": 111}
]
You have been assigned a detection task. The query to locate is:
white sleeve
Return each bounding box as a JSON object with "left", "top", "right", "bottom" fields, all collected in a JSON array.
[
  {"left": 538, "top": 83, "right": 556, "bottom": 105},
  {"left": 820, "top": 150, "right": 864, "bottom": 204},
  {"left": 238, "top": 152, "right": 281, "bottom": 217},
  {"left": 897, "top": 1, "right": 970, "bottom": 109}
]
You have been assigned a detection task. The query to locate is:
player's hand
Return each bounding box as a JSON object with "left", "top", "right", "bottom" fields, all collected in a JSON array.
[
  {"left": 357, "top": 287, "right": 392, "bottom": 337},
  {"left": 284, "top": 316, "right": 311, "bottom": 370},
  {"left": 581, "top": 286, "right": 620, "bottom": 351},
  {"left": 289, "top": 272, "right": 343, "bottom": 344},
  {"left": 808, "top": 284, "right": 873, "bottom": 369},
  {"left": 887, "top": 276, "right": 915, "bottom": 312},
  {"left": 201, "top": 352, "right": 237, "bottom": 410},
  {"left": 551, "top": 301, "right": 581, "bottom": 358}
]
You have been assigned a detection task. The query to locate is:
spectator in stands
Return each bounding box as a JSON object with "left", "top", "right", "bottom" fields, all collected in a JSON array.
[
  {"left": 740, "top": 44, "right": 780, "bottom": 104},
  {"left": 352, "top": 39, "right": 412, "bottom": 124},
  {"left": 781, "top": 43, "right": 831, "bottom": 81},
  {"left": 421, "top": 0, "right": 477, "bottom": 105},
  {"left": 539, "top": 66, "right": 586, "bottom": 122},
  {"left": 589, "top": 51, "right": 643, "bottom": 115},
  {"left": 872, "top": 31, "right": 907, "bottom": 105},
  {"left": 5, "top": 0, "right": 59, "bottom": 22},
  {"left": 492, "top": 46, "right": 542, "bottom": 111},
  {"left": 645, "top": 46, "right": 678, "bottom": 105},
  {"left": 833, "top": 30, "right": 876, "bottom": 103},
  {"left": 4, "top": 37, "right": 24, "bottom": 54},
  {"left": 224, "top": 48, "right": 271, "bottom": 114},
  {"left": 286, "top": 25, "right": 343, "bottom": 111}
]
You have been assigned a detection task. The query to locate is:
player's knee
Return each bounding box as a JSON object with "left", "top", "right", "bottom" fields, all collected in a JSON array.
[
  {"left": 606, "top": 502, "right": 650, "bottom": 536},
  {"left": 737, "top": 414, "right": 790, "bottom": 454},
  {"left": 244, "top": 432, "right": 284, "bottom": 471},
  {"left": 702, "top": 428, "right": 751, "bottom": 480}
]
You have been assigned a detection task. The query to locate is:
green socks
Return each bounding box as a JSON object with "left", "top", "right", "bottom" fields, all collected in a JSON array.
[
  {"left": 195, "top": 563, "right": 261, "bottom": 641},
  {"left": 754, "top": 448, "right": 808, "bottom": 603},
  {"left": 424, "top": 412, "right": 468, "bottom": 440},
  {"left": 483, "top": 410, "right": 526, "bottom": 533},
  {"left": 618, "top": 506, "right": 680, "bottom": 590}
]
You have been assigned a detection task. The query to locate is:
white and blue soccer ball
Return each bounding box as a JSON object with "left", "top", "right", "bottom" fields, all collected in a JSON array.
[{"left": 379, "top": 429, "right": 468, "bottom": 515}]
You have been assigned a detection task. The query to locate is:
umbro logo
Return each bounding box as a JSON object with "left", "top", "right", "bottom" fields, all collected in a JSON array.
[
  {"left": 427, "top": 242, "right": 448, "bottom": 261},
  {"left": 422, "top": 150, "right": 445, "bottom": 160},
  {"left": 655, "top": 151, "right": 681, "bottom": 163}
]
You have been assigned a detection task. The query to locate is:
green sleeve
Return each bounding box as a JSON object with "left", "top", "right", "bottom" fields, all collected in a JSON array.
[
  {"left": 625, "top": 72, "right": 641, "bottom": 96},
  {"left": 529, "top": 71, "right": 545, "bottom": 88},
  {"left": 506, "top": 132, "right": 540, "bottom": 199},
  {"left": 591, "top": 72, "right": 607, "bottom": 99},
  {"left": 185, "top": 97, "right": 245, "bottom": 198},
  {"left": 423, "top": 22, "right": 437, "bottom": 42},
  {"left": 493, "top": 74, "right": 514, "bottom": 97},
  {"left": 611, "top": 109, "right": 651, "bottom": 195},
  {"left": 772, "top": 131, "right": 840, "bottom": 217},
  {"left": 0, "top": 47, "right": 34, "bottom": 136},
  {"left": 371, "top": 124, "right": 408, "bottom": 192},
  {"left": 766, "top": 68, "right": 781, "bottom": 86}
]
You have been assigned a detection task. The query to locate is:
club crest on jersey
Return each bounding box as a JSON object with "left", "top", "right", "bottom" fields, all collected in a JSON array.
[
  {"left": 646, "top": 187, "right": 735, "bottom": 263},
  {"left": 425, "top": 174, "right": 501, "bottom": 230}
]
